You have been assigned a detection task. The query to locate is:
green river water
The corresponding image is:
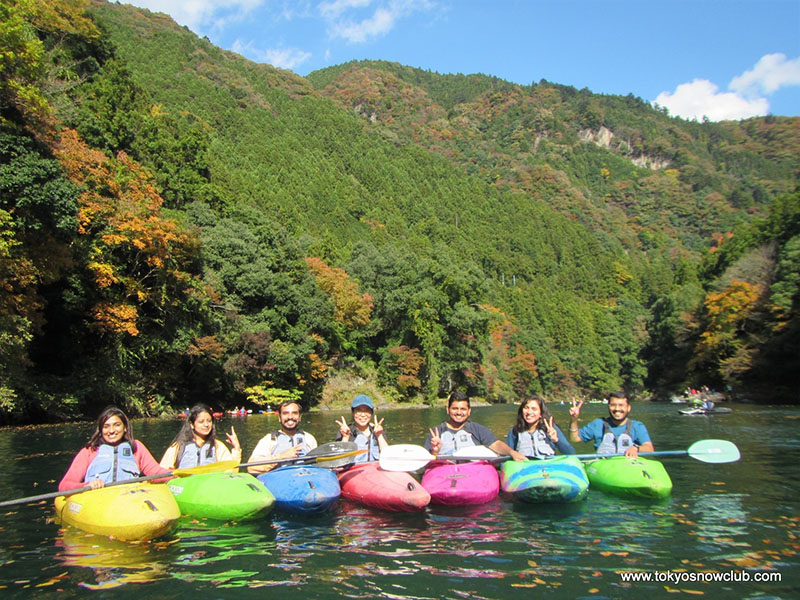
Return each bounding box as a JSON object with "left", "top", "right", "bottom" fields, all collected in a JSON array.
[{"left": 0, "top": 402, "right": 797, "bottom": 599}]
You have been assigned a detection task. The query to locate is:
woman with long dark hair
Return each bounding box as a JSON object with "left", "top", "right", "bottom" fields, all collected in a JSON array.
[
  {"left": 507, "top": 396, "right": 574, "bottom": 458},
  {"left": 59, "top": 406, "right": 170, "bottom": 491},
  {"left": 160, "top": 404, "right": 241, "bottom": 469}
]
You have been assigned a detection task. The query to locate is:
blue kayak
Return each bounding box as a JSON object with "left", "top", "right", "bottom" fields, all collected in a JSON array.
[{"left": 257, "top": 465, "right": 341, "bottom": 514}]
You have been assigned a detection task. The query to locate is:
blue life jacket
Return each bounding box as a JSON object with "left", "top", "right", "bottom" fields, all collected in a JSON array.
[
  {"left": 270, "top": 430, "right": 307, "bottom": 457},
  {"left": 597, "top": 420, "right": 634, "bottom": 456},
  {"left": 347, "top": 424, "right": 380, "bottom": 463},
  {"left": 439, "top": 427, "right": 477, "bottom": 455},
  {"left": 85, "top": 442, "right": 140, "bottom": 484},
  {"left": 177, "top": 441, "right": 216, "bottom": 468},
  {"left": 514, "top": 429, "right": 556, "bottom": 458}
]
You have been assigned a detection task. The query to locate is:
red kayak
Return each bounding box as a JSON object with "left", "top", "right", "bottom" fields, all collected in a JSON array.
[
  {"left": 338, "top": 462, "right": 430, "bottom": 512},
  {"left": 421, "top": 461, "right": 500, "bottom": 505}
]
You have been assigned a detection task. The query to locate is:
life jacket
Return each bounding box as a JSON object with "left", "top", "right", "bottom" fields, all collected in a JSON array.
[
  {"left": 347, "top": 424, "right": 380, "bottom": 463},
  {"left": 439, "top": 425, "right": 477, "bottom": 455},
  {"left": 514, "top": 429, "right": 556, "bottom": 458},
  {"left": 85, "top": 442, "right": 140, "bottom": 484},
  {"left": 597, "top": 420, "right": 634, "bottom": 456},
  {"left": 270, "top": 430, "right": 308, "bottom": 457},
  {"left": 177, "top": 441, "right": 216, "bottom": 468}
]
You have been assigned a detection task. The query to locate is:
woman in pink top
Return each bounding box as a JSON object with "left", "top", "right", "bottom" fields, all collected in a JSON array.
[{"left": 58, "top": 406, "right": 170, "bottom": 491}]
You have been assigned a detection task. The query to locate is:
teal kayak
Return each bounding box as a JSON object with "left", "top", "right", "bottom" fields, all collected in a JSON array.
[
  {"left": 168, "top": 472, "right": 275, "bottom": 520},
  {"left": 585, "top": 456, "right": 673, "bottom": 500},
  {"left": 500, "top": 456, "right": 589, "bottom": 503}
]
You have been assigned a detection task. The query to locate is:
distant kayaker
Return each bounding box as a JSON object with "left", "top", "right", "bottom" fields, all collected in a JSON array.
[
  {"left": 160, "top": 403, "right": 241, "bottom": 469},
  {"left": 247, "top": 400, "right": 318, "bottom": 474},
  {"left": 568, "top": 391, "right": 654, "bottom": 458},
  {"left": 424, "top": 391, "right": 526, "bottom": 461},
  {"left": 58, "top": 406, "right": 171, "bottom": 491},
  {"left": 507, "top": 395, "right": 575, "bottom": 458},
  {"left": 335, "top": 394, "right": 389, "bottom": 463}
]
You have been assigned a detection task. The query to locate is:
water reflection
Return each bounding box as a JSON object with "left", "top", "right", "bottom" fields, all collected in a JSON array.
[{"left": 54, "top": 529, "right": 172, "bottom": 590}]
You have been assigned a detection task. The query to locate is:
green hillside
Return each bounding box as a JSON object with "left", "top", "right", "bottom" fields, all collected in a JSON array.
[{"left": 0, "top": 0, "right": 797, "bottom": 423}]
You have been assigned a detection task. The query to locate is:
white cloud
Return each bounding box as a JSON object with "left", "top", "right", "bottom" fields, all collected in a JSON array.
[
  {"left": 232, "top": 39, "right": 312, "bottom": 70},
  {"left": 320, "top": 0, "right": 432, "bottom": 44},
  {"left": 124, "top": 1, "right": 264, "bottom": 31},
  {"left": 329, "top": 7, "right": 396, "bottom": 43},
  {"left": 653, "top": 54, "right": 800, "bottom": 122},
  {"left": 319, "top": 0, "right": 374, "bottom": 19},
  {"left": 729, "top": 53, "right": 800, "bottom": 96},
  {"left": 653, "top": 79, "right": 769, "bottom": 122}
]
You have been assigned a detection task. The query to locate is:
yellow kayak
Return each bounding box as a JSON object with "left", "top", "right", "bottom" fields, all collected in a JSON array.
[{"left": 54, "top": 482, "right": 180, "bottom": 541}]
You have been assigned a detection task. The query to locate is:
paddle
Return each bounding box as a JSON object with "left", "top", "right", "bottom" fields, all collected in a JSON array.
[
  {"left": 0, "top": 459, "right": 239, "bottom": 509},
  {"left": 572, "top": 439, "right": 741, "bottom": 464},
  {"left": 379, "top": 444, "right": 510, "bottom": 472},
  {"left": 238, "top": 442, "right": 366, "bottom": 471}
]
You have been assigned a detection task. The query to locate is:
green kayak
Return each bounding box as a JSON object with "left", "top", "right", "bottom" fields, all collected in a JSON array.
[
  {"left": 584, "top": 456, "right": 673, "bottom": 500},
  {"left": 168, "top": 472, "right": 275, "bottom": 520}
]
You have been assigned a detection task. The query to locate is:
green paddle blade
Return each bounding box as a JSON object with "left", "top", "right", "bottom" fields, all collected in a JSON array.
[{"left": 687, "top": 439, "right": 740, "bottom": 463}]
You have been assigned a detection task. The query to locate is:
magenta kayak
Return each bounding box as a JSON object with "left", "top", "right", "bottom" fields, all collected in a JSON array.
[
  {"left": 338, "top": 462, "right": 431, "bottom": 512},
  {"left": 421, "top": 461, "right": 500, "bottom": 505}
]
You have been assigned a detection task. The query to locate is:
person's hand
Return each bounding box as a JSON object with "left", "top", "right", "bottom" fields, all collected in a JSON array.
[
  {"left": 372, "top": 416, "right": 384, "bottom": 437},
  {"left": 569, "top": 399, "right": 584, "bottom": 419},
  {"left": 337, "top": 417, "right": 350, "bottom": 439},
  {"left": 88, "top": 479, "right": 105, "bottom": 490},
  {"left": 279, "top": 445, "right": 302, "bottom": 459},
  {"left": 429, "top": 428, "right": 442, "bottom": 454},
  {"left": 510, "top": 449, "right": 527, "bottom": 462},
  {"left": 226, "top": 426, "right": 240, "bottom": 452},
  {"left": 544, "top": 416, "right": 558, "bottom": 442},
  {"left": 625, "top": 446, "right": 640, "bottom": 458}
]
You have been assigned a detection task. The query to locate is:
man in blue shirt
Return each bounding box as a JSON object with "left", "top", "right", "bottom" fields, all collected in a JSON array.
[{"left": 568, "top": 391, "right": 654, "bottom": 457}]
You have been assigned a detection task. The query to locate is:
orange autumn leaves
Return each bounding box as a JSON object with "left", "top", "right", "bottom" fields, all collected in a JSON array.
[
  {"left": 55, "top": 128, "right": 200, "bottom": 337},
  {"left": 692, "top": 279, "right": 761, "bottom": 378}
]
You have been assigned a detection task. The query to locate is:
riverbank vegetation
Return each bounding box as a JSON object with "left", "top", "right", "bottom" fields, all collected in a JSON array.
[{"left": 1, "top": 0, "right": 797, "bottom": 423}]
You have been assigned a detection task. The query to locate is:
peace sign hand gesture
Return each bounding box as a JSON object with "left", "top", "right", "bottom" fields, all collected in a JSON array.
[
  {"left": 569, "top": 398, "right": 584, "bottom": 419},
  {"left": 429, "top": 427, "right": 442, "bottom": 454},
  {"left": 372, "top": 416, "right": 384, "bottom": 437},
  {"left": 226, "top": 426, "right": 241, "bottom": 452},
  {"left": 337, "top": 416, "right": 350, "bottom": 440},
  {"left": 544, "top": 416, "right": 558, "bottom": 443}
]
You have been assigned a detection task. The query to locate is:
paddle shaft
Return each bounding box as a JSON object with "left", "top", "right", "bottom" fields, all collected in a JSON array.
[
  {"left": 0, "top": 470, "right": 172, "bottom": 508},
  {"left": 573, "top": 450, "right": 688, "bottom": 460},
  {"left": 238, "top": 448, "right": 365, "bottom": 469}
]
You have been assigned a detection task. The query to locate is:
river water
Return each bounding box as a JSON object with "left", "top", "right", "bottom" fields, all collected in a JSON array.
[{"left": 0, "top": 402, "right": 797, "bottom": 599}]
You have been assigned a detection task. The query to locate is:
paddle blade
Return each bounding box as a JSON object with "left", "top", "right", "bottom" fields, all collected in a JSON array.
[
  {"left": 314, "top": 449, "right": 367, "bottom": 469},
  {"left": 173, "top": 459, "right": 239, "bottom": 476},
  {"left": 307, "top": 441, "right": 358, "bottom": 457},
  {"left": 379, "top": 444, "right": 435, "bottom": 472},
  {"left": 687, "top": 439, "right": 740, "bottom": 463}
]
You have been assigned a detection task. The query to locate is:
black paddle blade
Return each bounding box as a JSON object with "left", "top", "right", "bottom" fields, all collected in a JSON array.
[{"left": 306, "top": 441, "right": 358, "bottom": 457}]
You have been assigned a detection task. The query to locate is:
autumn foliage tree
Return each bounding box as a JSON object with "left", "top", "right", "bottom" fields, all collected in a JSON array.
[
  {"left": 50, "top": 128, "right": 209, "bottom": 412},
  {"left": 692, "top": 279, "right": 762, "bottom": 384}
]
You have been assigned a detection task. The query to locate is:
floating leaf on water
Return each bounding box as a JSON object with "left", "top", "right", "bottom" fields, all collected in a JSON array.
[
  {"left": 664, "top": 586, "right": 681, "bottom": 593},
  {"left": 589, "top": 588, "right": 600, "bottom": 594},
  {"left": 511, "top": 583, "right": 536, "bottom": 588},
  {"left": 527, "top": 560, "right": 537, "bottom": 567},
  {"left": 592, "top": 571, "right": 602, "bottom": 577},
  {"left": 710, "top": 482, "right": 726, "bottom": 486},
  {"left": 681, "top": 589, "right": 705, "bottom": 595}
]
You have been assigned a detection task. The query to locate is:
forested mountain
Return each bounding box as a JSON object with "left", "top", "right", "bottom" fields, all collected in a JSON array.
[{"left": 1, "top": 0, "right": 797, "bottom": 423}]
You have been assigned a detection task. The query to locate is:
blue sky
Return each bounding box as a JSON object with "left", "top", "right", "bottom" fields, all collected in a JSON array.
[{"left": 123, "top": 0, "right": 800, "bottom": 121}]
